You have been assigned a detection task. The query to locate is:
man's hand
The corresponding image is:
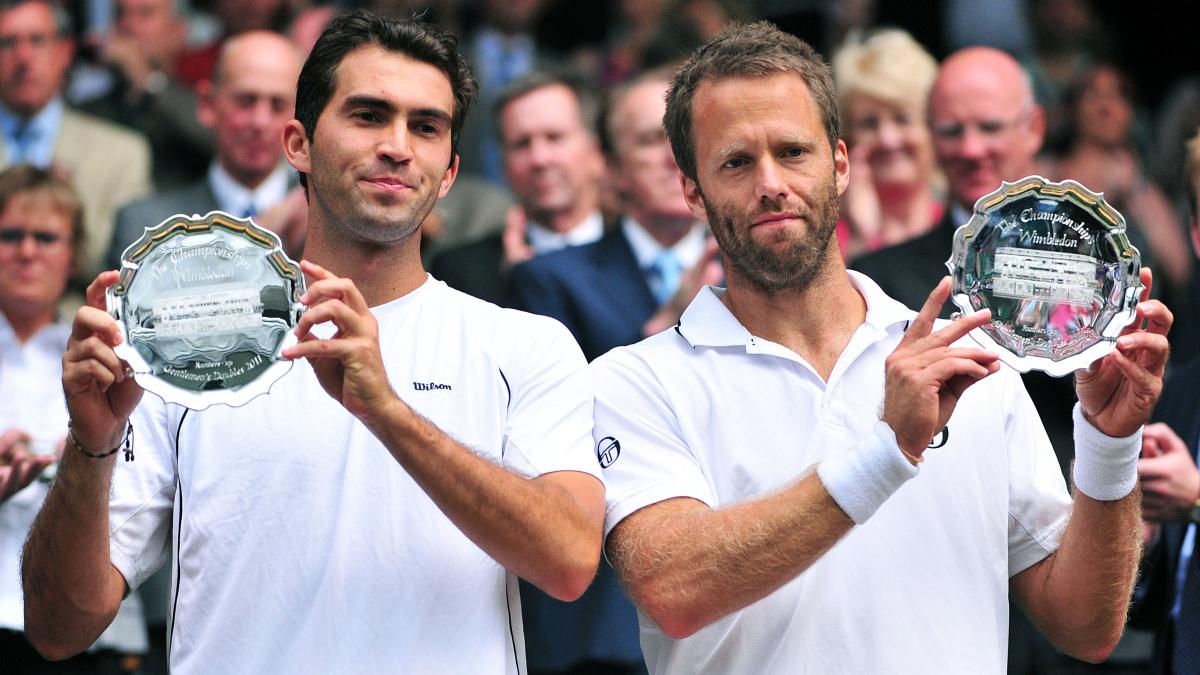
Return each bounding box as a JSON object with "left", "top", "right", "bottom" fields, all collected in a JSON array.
[
  {"left": 257, "top": 186, "right": 310, "bottom": 260},
  {"left": 882, "top": 277, "right": 1000, "bottom": 458},
  {"left": 0, "top": 429, "right": 55, "bottom": 502},
  {"left": 1076, "top": 268, "right": 1172, "bottom": 437},
  {"left": 282, "top": 261, "right": 397, "bottom": 422},
  {"left": 62, "top": 272, "right": 144, "bottom": 453},
  {"left": 1138, "top": 422, "right": 1199, "bottom": 522},
  {"left": 501, "top": 205, "right": 534, "bottom": 270}
]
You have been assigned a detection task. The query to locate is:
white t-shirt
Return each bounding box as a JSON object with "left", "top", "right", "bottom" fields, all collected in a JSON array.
[
  {"left": 593, "top": 272, "right": 1072, "bottom": 675},
  {"left": 108, "top": 277, "right": 600, "bottom": 674}
]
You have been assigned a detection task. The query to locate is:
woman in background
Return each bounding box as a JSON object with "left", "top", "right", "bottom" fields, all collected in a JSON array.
[{"left": 832, "top": 29, "right": 942, "bottom": 262}]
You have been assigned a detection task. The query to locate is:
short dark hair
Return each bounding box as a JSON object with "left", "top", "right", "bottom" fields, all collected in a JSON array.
[
  {"left": 294, "top": 10, "right": 477, "bottom": 188},
  {"left": 0, "top": 164, "right": 86, "bottom": 270},
  {"left": 664, "top": 21, "right": 840, "bottom": 182},
  {"left": 492, "top": 68, "right": 598, "bottom": 143}
]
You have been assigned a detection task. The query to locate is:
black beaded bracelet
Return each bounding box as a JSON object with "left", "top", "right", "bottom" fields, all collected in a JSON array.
[{"left": 67, "top": 422, "right": 135, "bottom": 462}]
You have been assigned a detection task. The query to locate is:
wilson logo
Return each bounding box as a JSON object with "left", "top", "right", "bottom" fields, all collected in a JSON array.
[{"left": 413, "top": 382, "right": 452, "bottom": 391}]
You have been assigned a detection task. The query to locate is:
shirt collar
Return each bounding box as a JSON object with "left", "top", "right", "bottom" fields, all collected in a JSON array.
[
  {"left": 676, "top": 270, "right": 913, "bottom": 349},
  {"left": 525, "top": 211, "right": 603, "bottom": 254},
  {"left": 208, "top": 161, "right": 291, "bottom": 216},
  {"left": 0, "top": 97, "right": 63, "bottom": 166},
  {"left": 621, "top": 216, "right": 707, "bottom": 270}
]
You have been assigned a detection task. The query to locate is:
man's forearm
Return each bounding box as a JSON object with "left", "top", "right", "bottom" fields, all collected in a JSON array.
[
  {"left": 608, "top": 470, "right": 854, "bottom": 639},
  {"left": 1014, "top": 489, "right": 1142, "bottom": 663},
  {"left": 22, "top": 446, "right": 126, "bottom": 660},
  {"left": 363, "top": 397, "right": 604, "bottom": 601}
]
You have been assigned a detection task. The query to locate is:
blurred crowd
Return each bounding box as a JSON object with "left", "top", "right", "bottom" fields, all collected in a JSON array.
[{"left": 2, "top": 0, "right": 1199, "bottom": 673}]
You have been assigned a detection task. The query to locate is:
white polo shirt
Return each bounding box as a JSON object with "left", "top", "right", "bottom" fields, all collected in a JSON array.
[
  {"left": 108, "top": 277, "right": 600, "bottom": 674},
  {"left": 593, "top": 272, "right": 1072, "bottom": 675}
]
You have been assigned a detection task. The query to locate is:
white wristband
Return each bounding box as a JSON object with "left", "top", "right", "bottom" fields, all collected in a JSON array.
[
  {"left": 818, "top": 420, "right": 919, "bottom": 524},
  {"left": 1071, "top": 402, "right": 1142, "bottom": 501}
]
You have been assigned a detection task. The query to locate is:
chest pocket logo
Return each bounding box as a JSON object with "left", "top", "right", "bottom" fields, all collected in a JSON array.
[{"left": 596, "top": 436, "right": 621, "bottom": 468}]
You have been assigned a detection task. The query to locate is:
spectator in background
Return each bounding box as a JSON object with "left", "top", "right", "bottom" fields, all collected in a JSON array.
[
  {"left": 511, "top": 70, "right": 717, "bottom": 359},
  {"left": 832, "top": 28, "right": 942, "bottom": 262},
  {"left": 852, "top": 46, "right": 1044, "bottom": 317},
  {"left": 77, "top": 0, "right": 214, "bottom": 191},
  {"left": 0, "top": 0, "right": 151, "bottom": 280},
  {"left": 0, "top": 164, "right": 147, "bottom": 673},
  {"left": 457, "top": 0, "right": 548, "bottom": 183},
  {"left": 108, "top": 30, "right": 302, "bottom": 267},
  {"left": 508, "top": 70, "right": 720, "bottom": 675},
  {"left": 433, "top": 70, "right": 606, "bottom": 306},
  {"left": 174, "top": 0, "right": 291, "bottom": 89},
  {"left": 1169, "top": 130, "right": 1200, "bottom": 363},
  {"left": 1043, "top": 63, "right": 1190, "bottom": 301},
  {"left": 1132, "top": 126, "right": 1200, "bottom": 674}
]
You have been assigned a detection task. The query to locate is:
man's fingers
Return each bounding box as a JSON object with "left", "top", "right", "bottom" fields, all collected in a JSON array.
[
  {"left": 1135, "top": 299, "right": 1172, "bottom": 336},
  {"left": 299, "top": 271, "right": 370, "bottom": 315},
  {"left": 85, "top": 270, "right": 121, "bottom": 309},
  {"left": 902, "top": 277, "right": 952, "bottom": 344},
  {"left": 1106, "top": 349, "right": 1160, "bottom": 394},
  {"left": 923, "top": 355, "right": 999, "bottom": 386},
  {"left": 1138, "top": 267, "right": 1152, "bottom": 302},
  {"left": 66, "top": 335, "right": 128, "bottom": 381},
  {"left": 293, "top": 300, "right": 362, "bottom": 341},
  {"left": 924, "top": 308, "right": 992, "bottom": 349},
  {"left": 70, "top": 306, "right": 123, "bottom": 345},
  {"left": 283, "top": 335, "right": 355, "bottom": 361}
]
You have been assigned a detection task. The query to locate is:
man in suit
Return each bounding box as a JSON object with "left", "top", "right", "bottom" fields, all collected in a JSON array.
[
  {"left": 432, "top": 69, "right": 606, "bottom": 306},
  {"left": 850, "top": 46, "right": 1046, "bottom": 314},
  {"left": 107, "top": 31, "right": 302, "bottom": 270},
  {"left": 1134, "top": 128, "right": 1200, "bottom": 674},
  {"left": 78, "top": 0, "right": 214, "bottom": 192},
  {"left": 0, "top": 0, "right": 151, "bottom": 280},
  {"left": 509, "top": 71, "right": 715, "bottom": 362},
  {"left": 504, "top": 72, "right": 714, "bottom": 675}
]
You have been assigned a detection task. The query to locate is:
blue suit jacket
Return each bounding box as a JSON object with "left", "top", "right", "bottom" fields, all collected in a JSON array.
[
  {"left": 509, "top": 227, "right": 657, "bottom": 362},
  {"left": 1134, "top": 356, "right": 1200, "bottom": 672},
  {"left": 507, "top": 227, "right": 651, "bottom": 671}
]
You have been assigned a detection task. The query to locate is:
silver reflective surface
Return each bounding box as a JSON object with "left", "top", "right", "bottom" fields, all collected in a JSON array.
[
  {"left": 108, "top": 211, "right": 305, "bottom": 409},
  {"left": 947, "top": 176, "right": 1142, "bottom": 377}
]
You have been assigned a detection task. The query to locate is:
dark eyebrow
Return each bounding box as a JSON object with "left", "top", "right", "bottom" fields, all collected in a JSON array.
[{"left": 343, "top": 95, "right": 452, "bottom": 127}]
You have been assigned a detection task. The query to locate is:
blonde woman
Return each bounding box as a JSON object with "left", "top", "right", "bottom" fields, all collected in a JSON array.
[{"left": 833, "top": 29, "right": 943, "bottom": 261}]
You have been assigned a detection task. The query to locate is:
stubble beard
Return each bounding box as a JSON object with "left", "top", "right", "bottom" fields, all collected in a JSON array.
[
  {"left": 310, "top": 170, "right": 438, "bottom": 246},
  {"left": 703, "top": 174, "right": 840, "bottom": 293}
]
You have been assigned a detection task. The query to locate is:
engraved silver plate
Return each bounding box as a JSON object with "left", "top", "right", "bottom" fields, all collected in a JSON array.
[
  {"left": 946, "top": 176, "right": 1142, "bottom": 377},
  {"left": 107, "top": 211, "right": 305, "bottom": 409}
]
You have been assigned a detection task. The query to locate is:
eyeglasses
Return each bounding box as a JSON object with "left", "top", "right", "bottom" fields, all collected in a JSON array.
[
  {"left": 0, "top": 228, "right": 65, "bottom": 247},
  {"left": 930, "top": 110, "right": 1032, "bottom": 144}
]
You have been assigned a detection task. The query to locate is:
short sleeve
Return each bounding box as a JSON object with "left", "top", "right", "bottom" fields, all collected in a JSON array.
[
  {"left": 1004, "top": 370, "right": 1073, "bottom": 576},
  {"left": 109, "top": 395, "right": 179, "bottom": 590},
  {"left": 592, "top": 347, "right": 716, "bottom": 538},
  {"left": 500, "top": 317, "right": 601, "bottom": 481}
]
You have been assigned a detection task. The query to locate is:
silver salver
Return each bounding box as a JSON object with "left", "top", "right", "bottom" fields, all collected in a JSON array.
[
  {"left": 107, "top": 211, "right": 306, "bottom": 409},
  {"left": 946, "top": 176, "right": 1142, "bottom": 377}
]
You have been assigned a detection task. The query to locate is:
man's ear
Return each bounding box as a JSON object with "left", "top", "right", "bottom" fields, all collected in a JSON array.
[
  {"left": 195, "top": 81, "right": 216, "bottom": 130},
  {"left": 438, "top": 153, "right": 459, "bottom": 199},
  {"left": 681, "top": 174, "right": 708, "bottom": 222},
  {"left": 282, "top": 120, "right": 311, "bottom": 175}
]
